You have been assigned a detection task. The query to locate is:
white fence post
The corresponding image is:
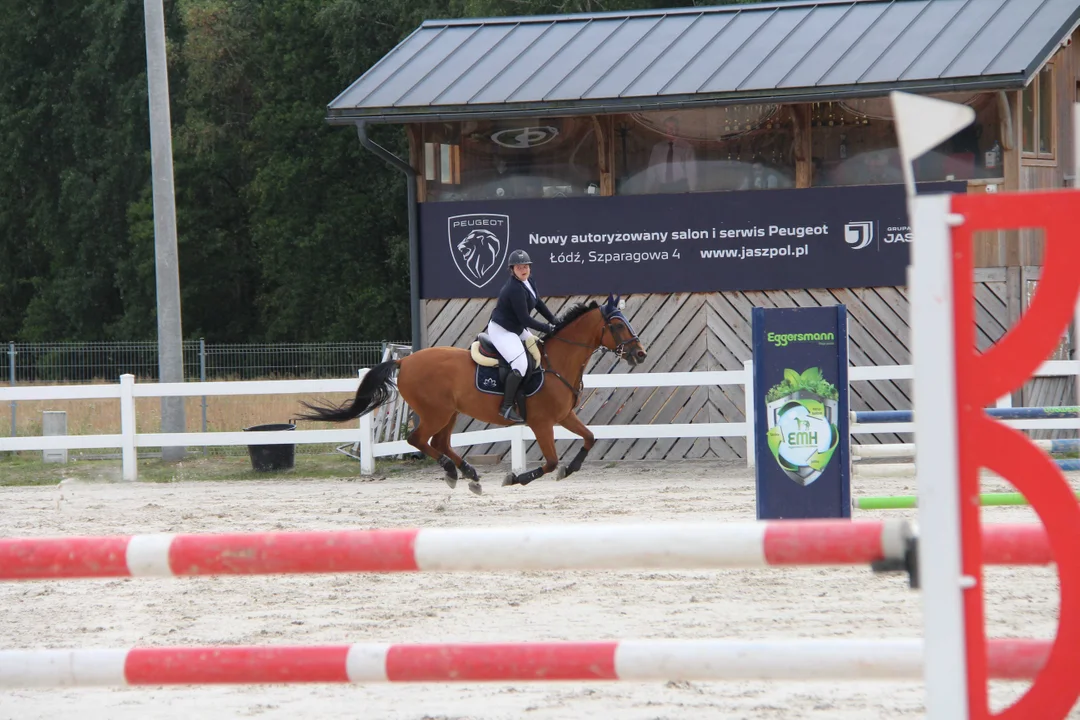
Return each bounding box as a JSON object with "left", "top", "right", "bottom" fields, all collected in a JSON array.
[
  {"left": 120, "top": 374, "right": 137, "bottom": 481},
  {"left": 359, "top": 413, "right": 375, "bottom": 475},
  {"left": 358, "top": 368, "right": 375, "bottom": 475},
  {"left": 743, "top": 359, "right": 755, "bottom": 468},
  {"left": 511, "top": 425, "right": 526, "bottom": 473},
  {"left": 42, "top": 411, "right": 68, "bottom": 464}
]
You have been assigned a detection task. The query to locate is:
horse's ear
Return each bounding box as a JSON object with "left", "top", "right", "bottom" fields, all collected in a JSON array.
[{"left": 604, "top": 293, "right": 614, "bottom": 308}]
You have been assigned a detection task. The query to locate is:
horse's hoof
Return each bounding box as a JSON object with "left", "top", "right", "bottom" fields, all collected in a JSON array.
[
  {"left": 556, "top": 465, "right": 568, "bottom": 481},
  {"left": 469, "top": 481, "right": 482, "bottom": 496},
  {"left": 444, "top": 476, "right": 457, "bottom": 489},
  {"left": 460, "top": 461, "right": 480, "bottom": 483},
  {"left": 502, "top": 472, "right": 516, "bottom": 487}
]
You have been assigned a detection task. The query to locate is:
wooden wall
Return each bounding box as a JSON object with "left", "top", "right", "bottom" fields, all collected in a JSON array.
[
  {"left": 1007, "top": 30, "right": 1080, "bottom": 266},
  {"left": 419, "top": 271, "right": 1074, "bottom": 464}
]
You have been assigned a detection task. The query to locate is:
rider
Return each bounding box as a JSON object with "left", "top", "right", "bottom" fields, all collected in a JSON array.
[{"left": 487, "top": 249, "right": 558, "bottom": 422}]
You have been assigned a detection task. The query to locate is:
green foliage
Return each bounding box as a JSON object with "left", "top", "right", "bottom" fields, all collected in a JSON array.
[
  {"left": 766, "top": 367, "right": 839, "bottom": 403},
  {"left": 0, "top": 0, "right": 751, "bottom": 344}
]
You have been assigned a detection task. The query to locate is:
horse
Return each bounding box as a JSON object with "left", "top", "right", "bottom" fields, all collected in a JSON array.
[{"left": 295, "top": 294, "right": 647, "bottom": 495}]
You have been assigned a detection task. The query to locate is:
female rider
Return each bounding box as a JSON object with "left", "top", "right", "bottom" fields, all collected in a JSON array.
[{"left": 487, "top": 249, "right": 558, "bottom": 422}]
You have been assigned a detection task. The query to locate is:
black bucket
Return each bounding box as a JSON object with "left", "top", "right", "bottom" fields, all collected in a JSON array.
[{"left": 243, "top": 423, "right": 296, "bottom": 472}]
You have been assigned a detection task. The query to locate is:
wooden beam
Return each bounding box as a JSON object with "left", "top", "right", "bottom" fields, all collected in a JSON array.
[
  {"left": 790, "top": 105, "right": 812, "bottom": 188},
  {"left": 405, "top": 124, "right": 427, "bottom": 203},
  {"left": 592, "top": 115, "right": 614, "bottom": 196},
  {"left": 1001, "top": 91, "right": 1021, "bottom": 265}
]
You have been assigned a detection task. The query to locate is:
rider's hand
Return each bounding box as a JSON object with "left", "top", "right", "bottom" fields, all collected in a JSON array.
[{"left": 544, "top": 323, "right": 556, "bottom": 334}]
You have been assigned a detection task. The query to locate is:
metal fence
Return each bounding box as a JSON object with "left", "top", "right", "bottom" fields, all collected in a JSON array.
[
  {"left": 5, "top": 341, "right": 403, "bottom": 457},
  {"left": 6, "top": 341, "right": 391, "bottom": 384}
]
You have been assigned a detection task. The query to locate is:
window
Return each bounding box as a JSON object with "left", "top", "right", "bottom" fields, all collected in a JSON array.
[
  {"left": 811, "top": 92, "right": 1003, "bottom": 186},
  {"left": 1022, "top": 64, "right": 1055, "bottom": 160},
  {"left": 612, "top": 107, "right": 796, "bottom": 195},
  {"left": 418, "top": 118, "right": 600, "bottom": 202},
  {"left": 809, "top": 100, "right": 902, "bottom": 187}
]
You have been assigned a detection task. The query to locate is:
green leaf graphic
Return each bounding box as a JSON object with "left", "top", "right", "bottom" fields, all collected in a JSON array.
[{"left": 766, "top": 366, "right": 840, "bottom": 402}]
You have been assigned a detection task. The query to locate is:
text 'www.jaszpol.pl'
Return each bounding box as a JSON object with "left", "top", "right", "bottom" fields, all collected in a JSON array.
[{"left": 700, "top": 244, "right": 809, "bottom": 260}]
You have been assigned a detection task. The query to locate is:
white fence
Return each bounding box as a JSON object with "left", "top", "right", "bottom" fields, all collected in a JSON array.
[{"left": 2, "top": 360, "right": 1077, "bottom": 481}]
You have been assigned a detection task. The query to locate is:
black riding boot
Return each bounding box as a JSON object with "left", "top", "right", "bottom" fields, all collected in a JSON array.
[{"left": 499, "top": 370, "right": 525, "bottom": 423}]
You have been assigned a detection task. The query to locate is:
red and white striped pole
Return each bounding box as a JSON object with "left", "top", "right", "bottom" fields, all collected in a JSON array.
[
  {"left": 0, "top": 520, "right": 913, "bottom": 580},
  {"left": 0, "top": 638, "right": 1051, "bottom": 688},
  {"left": 0, "top": 521, "right": 1060, "bottom": 582}
]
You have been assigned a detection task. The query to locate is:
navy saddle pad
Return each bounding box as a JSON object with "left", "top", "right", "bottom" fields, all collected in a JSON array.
[{"left": 474, "top": 366, "right": 544, "bottom": 397}]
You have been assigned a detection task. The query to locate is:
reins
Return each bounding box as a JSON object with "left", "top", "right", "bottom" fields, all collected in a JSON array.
[{"left": 537, "top": 311, "right": 640, "bottom": 407}]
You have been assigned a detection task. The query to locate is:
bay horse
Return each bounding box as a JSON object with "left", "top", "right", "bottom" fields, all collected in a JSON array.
[{"left": 295, "top": 294, "right": 647, "bottom": 494}]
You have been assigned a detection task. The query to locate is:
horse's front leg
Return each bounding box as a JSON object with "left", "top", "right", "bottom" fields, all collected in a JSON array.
[
  {"left": 555, "top": 410, "right": 594, "bottom": 480},
  {"left": 502, "top": 423, "right": 559, "bottom": 487}
]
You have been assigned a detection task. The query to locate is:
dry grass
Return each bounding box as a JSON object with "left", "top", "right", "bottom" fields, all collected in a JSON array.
[
  {"left": 2, "top": 381, "right": 356, "bottom": 437},
  {"left": 0, "top": 451, "right": 436, "bottom": 487}
]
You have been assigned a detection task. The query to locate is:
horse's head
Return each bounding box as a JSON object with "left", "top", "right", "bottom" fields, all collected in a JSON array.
[{"left": 599, "top": 294, "right": 647, "bottom": 367}]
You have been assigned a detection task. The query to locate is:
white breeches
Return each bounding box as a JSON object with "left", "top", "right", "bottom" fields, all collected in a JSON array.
[{"left": 487, "top": 321, "right": 532, "bottom": 375}]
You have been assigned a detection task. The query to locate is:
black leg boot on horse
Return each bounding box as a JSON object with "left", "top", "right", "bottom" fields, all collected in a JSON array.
[{"left": 499, "top": 370, "right": 525, "bottom": 423}]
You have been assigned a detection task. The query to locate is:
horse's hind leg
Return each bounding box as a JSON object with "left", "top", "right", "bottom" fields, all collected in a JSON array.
[
  {"left": 556, "top": 411, "right": 595, "bottom": 480},
  {"left": 431, "top": 413, "right": 482, "bottom": 496},
  {"left": 405, "top": 410, "right": 462, "bottom": 488}
]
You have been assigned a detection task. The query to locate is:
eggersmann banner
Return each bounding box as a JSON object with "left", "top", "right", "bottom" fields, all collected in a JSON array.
[{"left": 752, "top": 305, "right": 851, "bottom": 520}]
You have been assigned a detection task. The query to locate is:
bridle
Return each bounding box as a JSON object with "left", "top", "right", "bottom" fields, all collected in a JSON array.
[
  {"left": 544, "top": 309, "right": 639, "bottom": 357},
  {"left": 539, "top": 308, "right": 641, "bottom": 405},
  {"left": 598, "top": 310, "right": 640, "bottom": 361}
]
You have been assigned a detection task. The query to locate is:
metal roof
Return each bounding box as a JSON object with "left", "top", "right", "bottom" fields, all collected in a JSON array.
[{"left": 327, "top": 0, "right": 1080, "bottom": 124}]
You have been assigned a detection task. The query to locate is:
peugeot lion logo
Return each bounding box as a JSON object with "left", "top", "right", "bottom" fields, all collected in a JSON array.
[
  {"left": 448, "top": 214, "right": 510, "bottom": 288},
  {"left": 844, "top": 221, "right": 874, "bottom": 250}
]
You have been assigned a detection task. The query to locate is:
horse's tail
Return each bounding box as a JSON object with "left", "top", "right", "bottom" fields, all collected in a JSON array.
[{"left": 295, "top": 359, "right": 399, "bottom": 423}]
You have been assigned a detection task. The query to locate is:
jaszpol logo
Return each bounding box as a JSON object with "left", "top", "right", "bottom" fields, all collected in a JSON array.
[
  {"left": 844, "top": 221, "right": 874, "bottom": 250},
  {"left": 448, "top": 214, "right": 510, "bottom": 288}
]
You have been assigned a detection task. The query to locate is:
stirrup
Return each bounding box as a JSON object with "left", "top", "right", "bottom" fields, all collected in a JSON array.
[{"left": 500, "top": 404, "right": 524, "bottom": 423}]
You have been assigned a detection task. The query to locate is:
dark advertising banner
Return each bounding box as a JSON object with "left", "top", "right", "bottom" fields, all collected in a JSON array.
[
  {"left": 419, "top": 182, "right": 965, "bottom": 299},
  {"left": 752, "top": 305, "right": 850, "bottom": 520}
]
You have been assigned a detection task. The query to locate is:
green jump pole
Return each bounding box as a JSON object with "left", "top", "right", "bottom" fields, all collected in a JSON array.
[{"left": 855, "top": 492, "right": 1080, "bottom": 510}]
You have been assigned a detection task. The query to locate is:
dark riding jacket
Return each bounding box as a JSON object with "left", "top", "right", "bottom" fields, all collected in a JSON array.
[{"left": 490, "top": 276, "right": 557, "bottom": 334}]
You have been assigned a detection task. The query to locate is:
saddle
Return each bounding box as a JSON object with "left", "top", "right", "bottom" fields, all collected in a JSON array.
[
  {"left": 470, "top": 332, "right": 542, "bottom": 376},
  {"left": 469, "top": 332, "right": 544, "bottom": 419}
]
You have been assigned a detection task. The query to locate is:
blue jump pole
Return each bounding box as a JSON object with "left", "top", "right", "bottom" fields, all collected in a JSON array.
[
  {"left": 853, "top": 406, "right": 1079, "bottom": 423},
  {"left": 1050, "top": 438, "right": 1080, "bottom": 453}
]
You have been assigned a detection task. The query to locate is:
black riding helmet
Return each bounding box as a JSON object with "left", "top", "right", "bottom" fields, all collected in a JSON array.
[{"left": 507, "top": 249, "right": 532, "bottom": 266}]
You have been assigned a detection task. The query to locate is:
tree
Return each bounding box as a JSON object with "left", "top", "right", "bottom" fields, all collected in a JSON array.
[{"left": 0, "top": 0, "right": 767, "bottom": 346}]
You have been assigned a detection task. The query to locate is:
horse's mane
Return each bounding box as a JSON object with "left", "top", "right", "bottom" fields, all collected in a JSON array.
[{"left": 543, "top": 301, "right": 599, "bottom": 338}]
